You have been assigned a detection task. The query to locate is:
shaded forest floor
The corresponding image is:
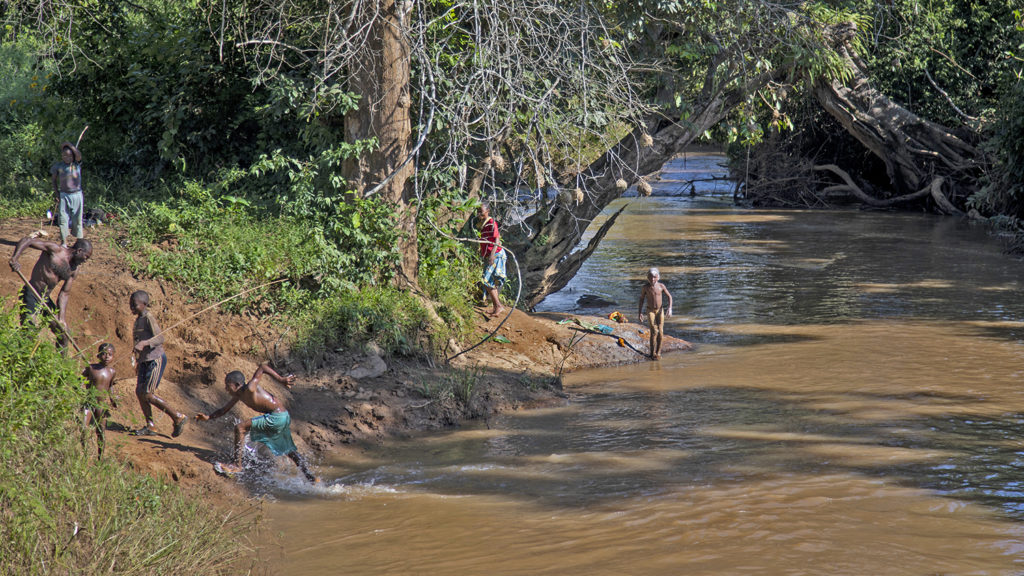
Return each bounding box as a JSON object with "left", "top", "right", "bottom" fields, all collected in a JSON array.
[{"left": 0, "top": 217, "right": 692, "bottom": 504}]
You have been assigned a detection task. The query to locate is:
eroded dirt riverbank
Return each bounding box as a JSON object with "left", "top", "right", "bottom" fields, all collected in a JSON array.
[{"left": 0, "top": 217, "right": 691, "bottom": 503}]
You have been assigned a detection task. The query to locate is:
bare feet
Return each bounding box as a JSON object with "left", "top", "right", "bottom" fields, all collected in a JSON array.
[
  {"left": 488, "top": 307, "right": 505, "bottom": 318},
  {"left": 172, "top": 415, "right": 188, "bottom": 438},
  {"left": 214, "top": 462, "right": 243, "bottom": 478}
]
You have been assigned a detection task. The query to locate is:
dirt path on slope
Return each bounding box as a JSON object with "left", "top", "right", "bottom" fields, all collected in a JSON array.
[{"left": 1, "top": 217, "right": 692, "bottom": 503}]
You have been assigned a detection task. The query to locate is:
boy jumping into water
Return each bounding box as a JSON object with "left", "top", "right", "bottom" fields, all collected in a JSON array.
[
  {"left": 196, "top": 363, "right": 319, "bottom": 483},
  {"left": 637, "top": 267, "right": 673, "bottom": 360},
  {"left": 129, "top": 290, "right": 188, "bottom": 437},
  {"left": 82, "top": 343, "right": 117, "bottom": 458}
]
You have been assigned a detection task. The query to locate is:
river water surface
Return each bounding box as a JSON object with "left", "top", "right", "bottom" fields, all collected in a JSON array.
[{"left": 261, "top": 157, "right": 1024, "bottom": 574}]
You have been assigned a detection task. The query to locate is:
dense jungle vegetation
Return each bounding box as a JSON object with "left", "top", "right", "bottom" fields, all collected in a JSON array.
[
  {"left": 1, "top": 1, "right": 1021, "bottom": 318},
  {"left": 1, "top": 2, "right": 1021, "bottom": 573}
]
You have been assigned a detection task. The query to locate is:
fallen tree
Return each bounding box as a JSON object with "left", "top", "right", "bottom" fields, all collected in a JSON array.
[
  {"left": 505, "top": 72, "right": 775, "bottom": 309},
  {"left": 808, "top": 22, "right": 988, "bottom": 214}
]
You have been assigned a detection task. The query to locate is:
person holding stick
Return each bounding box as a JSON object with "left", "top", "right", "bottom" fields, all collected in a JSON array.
[
  {"left": 129, "top": 290, "right": 188, "bottom": 438},
  {"left": 477, "top": 201, "right": 506, "bottom": 318},
  {"left": 9, "top": 236, "right": 92, "bottom": 347},
  {"left": 196, "top": 363, "right": 319, "bottom": 483},
  {"left": 50, "top": 140, "right": 85, "bottom": 246}
]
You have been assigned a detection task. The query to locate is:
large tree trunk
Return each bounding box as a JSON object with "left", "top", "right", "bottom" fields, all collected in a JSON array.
[
  {"left": 344, "top": 0, "right": 418, "bottom": 287},
  {"left": 812, "top": 22, "right": 986, "bottom": 212},
  {"left": 506, "top": 75, "right": 771, "bottom": 308}
]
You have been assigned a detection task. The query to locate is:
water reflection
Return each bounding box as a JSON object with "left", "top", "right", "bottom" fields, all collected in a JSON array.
[{"left": 539, "top": 199, "right": 1022, "bottom": 348}]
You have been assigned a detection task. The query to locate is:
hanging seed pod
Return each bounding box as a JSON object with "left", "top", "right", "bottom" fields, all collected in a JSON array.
[
  {"left": 640, "top": 133, "right": 654, "bottom": 148},
  {"left": 637, "top": 180, "right": 653, "bottom": 197},
  {"left": 615, "top": 178, "right": 628, "bottom": 192},
  {"left": 574, "top": 187, "right": 584, "bottom": 205}
]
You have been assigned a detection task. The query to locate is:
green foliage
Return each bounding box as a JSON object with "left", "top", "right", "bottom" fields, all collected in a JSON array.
[
  {"left": 418, "top": 366, "right": 481, "bottom": 405},
  {"left": 0, "top": 309, "right": 250, "bottom": 574},
  {"left": 0, "top": 40, "right": 68, "bottom": 211},
  {"left": 971, "top": 80, "right": 1024, "bottom": 220},
  {"left": 416, "top": 177, "right": 480, "bottom": 337},
  {"left": 289, "top": 286, "right": 433, "bottom": 360},
  {"left": 253, "top": 148, "right": 401, "bottom": 291},
  {"left": 859, "top": 0, "right": 1020, "bottom": 126}
]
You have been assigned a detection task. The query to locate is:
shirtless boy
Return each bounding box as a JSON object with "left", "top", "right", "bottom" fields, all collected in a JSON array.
[
  {"left": 8, "top": 236, "right": 92, "bottom": 344},
  {"left": 51, "top": 141, "right": 85, "bottom": 246},
  {"left": 82, "top": 343, "right": 117, "bottom": 458},
  {"left": 129, "top": 290, "right": 188, "bottom": 437},
  {"left": 196, "top": 363, "right": 319, "bottom": 483},
  {"left": 637, "top": 267, "right": 673, "bottom": 360}
]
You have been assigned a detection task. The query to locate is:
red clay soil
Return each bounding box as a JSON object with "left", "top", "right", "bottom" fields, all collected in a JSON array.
[{"left": 1, "top": 217, "right": 692, "bottom": 502}]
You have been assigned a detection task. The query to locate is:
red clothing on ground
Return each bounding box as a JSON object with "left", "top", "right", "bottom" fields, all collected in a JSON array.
[{"left": 480, "top": 217, "right": 503, "bottom": 259}]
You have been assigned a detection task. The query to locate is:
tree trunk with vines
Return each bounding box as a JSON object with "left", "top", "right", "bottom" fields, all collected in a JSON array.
[{"left": 811, "top": 22, "right": 987, "bottom": 213}]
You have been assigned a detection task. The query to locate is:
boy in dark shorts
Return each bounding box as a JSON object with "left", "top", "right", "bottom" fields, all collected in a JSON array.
[
  {"left": 82, "top": 342, "right": 117, "bottom": 458},
  {"left": 196, "top": 363, "right": 319, "bottom": 483},
  {"left": 637, "top": 267, "right": 673, "bottom": 360},
  {"left": 129, "top": 290, "right": 188, "bottom": 437}
]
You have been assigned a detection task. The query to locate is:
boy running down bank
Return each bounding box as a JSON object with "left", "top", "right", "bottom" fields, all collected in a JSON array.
[
  {"left": 130, "top": 290, "right": 188, "bottom": 437},
  {"left": 196, "top": 363, "right": 319, "bottom": 483}
]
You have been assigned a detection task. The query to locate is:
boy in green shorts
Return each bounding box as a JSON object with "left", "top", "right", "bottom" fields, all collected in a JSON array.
[{"left": 196, "top": 363, "right": 319, "bottom": 483}]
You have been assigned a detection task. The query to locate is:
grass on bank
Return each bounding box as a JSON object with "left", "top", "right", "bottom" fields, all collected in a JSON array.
[
  {"left": 0, "top": 308, "right": 252, "bottom": 575},
  {"left": 0, "top": 177, "right": 482, "bottom": 360}
]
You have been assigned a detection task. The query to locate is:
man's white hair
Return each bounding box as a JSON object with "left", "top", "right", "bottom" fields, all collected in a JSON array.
[{"left": 648, "top": 267, "right": 659, "bottom": 277}]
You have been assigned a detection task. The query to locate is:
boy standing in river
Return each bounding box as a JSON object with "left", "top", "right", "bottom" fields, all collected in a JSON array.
[
  {"left": 129, "top": 290, "right": 188, "bottom": 437},
  {"left": 637, "top": 267, "right": 673, "bottom": 360},
  {"left": 196, "top": 363, "right": 319, "bottom": 483}
]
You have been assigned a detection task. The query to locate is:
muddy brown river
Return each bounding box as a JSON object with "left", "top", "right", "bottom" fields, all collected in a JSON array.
[{"left": 260, "top": 157, "right": 1024, "bottom": 574}]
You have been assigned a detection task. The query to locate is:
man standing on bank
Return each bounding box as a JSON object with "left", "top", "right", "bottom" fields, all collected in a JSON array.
[
  {"left": 477, "top": 201, "right": 506, "bottom": 318},
  {"left": 51, "top": 141, "right": 85, "bottom": 246}
]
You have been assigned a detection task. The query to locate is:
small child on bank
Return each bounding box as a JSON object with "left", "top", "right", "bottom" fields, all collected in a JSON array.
[
  {"left": 129, "top": 290, "right": 188, "bottom": 437},
  {"left": 637, "top": 267, "right": 673, "bottom": 360},
  {"left": 196, "top": 363, "right": 319, "bottom": 483},
  {"left": 82, "top": 343, "right": 117, "bottom": 458}
]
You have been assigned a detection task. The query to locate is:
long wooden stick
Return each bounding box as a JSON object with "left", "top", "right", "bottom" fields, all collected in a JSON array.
[
  {"left": 14, "top": 269, "right": 85, "bottom": 356},
  {"left": 112, "top": 277, "right": 288, "bottom": 369},
  {"left": 160, "top": 278, "right": 287, "bottom": 336},
  {"left": 75, "top": 125, "right": 89, "bottom": 149}
]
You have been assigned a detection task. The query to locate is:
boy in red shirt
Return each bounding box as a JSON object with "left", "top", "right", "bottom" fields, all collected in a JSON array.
[{"left": 477, "top": 201, "right": 506, "bottom": 317}]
